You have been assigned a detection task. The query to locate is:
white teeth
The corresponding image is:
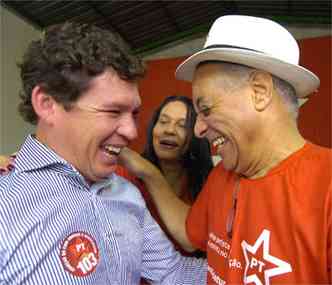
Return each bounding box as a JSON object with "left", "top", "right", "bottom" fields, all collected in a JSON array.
[
  {"left": 105, "top": 145, "right": 121, "bottom": 155},
  {"left": 212, "top": 136, "right": 226, "bottom": 147}
]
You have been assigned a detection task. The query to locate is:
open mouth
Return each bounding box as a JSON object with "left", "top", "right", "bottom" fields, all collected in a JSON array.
[
  {"left": 159, "top": 138, "right": 179, "bottom": 148},
  {"left": 212, "top": 136, "right": 226, "bottom": 147},
  {"left": 104, "top": 145, "right": 121, "bottom": 156}
]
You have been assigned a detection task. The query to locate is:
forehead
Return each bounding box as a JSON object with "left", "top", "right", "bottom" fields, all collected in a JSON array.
[
  {"left": 80, "top": 69, "right": 141, "bottom": 108},
  {"left": 192, "top": 64, "right": 223, "bottom": 107},
  {"left": 160, "top": 101, "right": 188, "bottom": 119}
]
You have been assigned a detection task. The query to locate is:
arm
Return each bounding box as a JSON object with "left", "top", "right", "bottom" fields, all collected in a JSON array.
[
  {"left": 141, "top": 202, "right": 207, "bottom": 284},
  {"left": 118, "top": 147, "right": 195, "bottom": 252}
]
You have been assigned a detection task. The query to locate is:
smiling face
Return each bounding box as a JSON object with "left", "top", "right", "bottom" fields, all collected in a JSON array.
[
  {"left": 43, "top": 69, "right": 141, "bottom": 183},
  {"left": 192, "top": 63, "right": 258, "bottom": 175},
  {"left": 152, "top": 101, "right": 190, "bottom": 162}
]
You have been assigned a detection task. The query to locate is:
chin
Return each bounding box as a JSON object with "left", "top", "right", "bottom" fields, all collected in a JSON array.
[{"left": 94, "top": 167, "right": 117, "bottom": 180}]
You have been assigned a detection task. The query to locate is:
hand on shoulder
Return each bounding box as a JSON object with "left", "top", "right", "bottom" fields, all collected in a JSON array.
[
  {"left": 0, "top": 155, "right": 13, "bottom": 175},
  {"left": 118, "top": 147, "right": 161, "bottom": 180}
]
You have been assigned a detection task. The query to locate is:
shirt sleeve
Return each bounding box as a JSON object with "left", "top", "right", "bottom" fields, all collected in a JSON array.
[{"left": 141, "top": 207, "right": 207, "bottom": 285}]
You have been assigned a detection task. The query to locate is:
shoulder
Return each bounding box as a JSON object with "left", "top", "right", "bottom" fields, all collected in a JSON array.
[
  {"left": 294, "top": 142, "right": 331, "bottom": 178},
  {"left": 100, "top": 173, "right": 146, "bottom": 208},
  {"left": 205, "top": 162, "right": 234, "bottom": 187},
  {"left": 285, "top": 142, "right": 332, "bottom": 203},
  {"left": 302, "top": 142, "right": 331, "bottom": 157},
  {"left": 114, "top": 165, "right": 142, "bottom": 186}
]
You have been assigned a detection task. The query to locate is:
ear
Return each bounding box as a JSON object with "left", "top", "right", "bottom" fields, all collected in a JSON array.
[
  {"left": 249, "top": 71, "right": 273, "bottom": 112},
  {"left": 31, "top": 85, "right": 57, "bottom": 124}
]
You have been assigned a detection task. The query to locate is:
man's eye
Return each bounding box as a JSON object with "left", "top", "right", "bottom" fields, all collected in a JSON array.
[
  {"left": 177, "top": 122, "right": 186, "bottom": 128},
  {"left": 199, "top": 107, "right": 211, "bottom": 117},
  {"left": 158, "top": 119, "right": 168, "bottom": 124},
  {"left": 100, "top": 109, "right": 121, "bottom": 117},
  {"left": 107, "top": 110, "right": 120, "bottom": 114},
  {"left": 133, "top": 110, "right": 140, "bottom": 120}
]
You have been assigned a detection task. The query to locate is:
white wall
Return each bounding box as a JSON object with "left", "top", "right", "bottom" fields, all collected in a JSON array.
[{"left": 0, "top": 6, "right": 40, "bottom": 154}]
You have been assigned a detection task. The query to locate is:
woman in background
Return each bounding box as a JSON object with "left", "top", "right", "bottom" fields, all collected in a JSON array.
[{"left": 116, "top": 95, "right": 213, "bottom": 256}]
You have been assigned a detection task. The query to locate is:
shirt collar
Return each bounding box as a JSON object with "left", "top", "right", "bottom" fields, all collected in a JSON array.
[
  {"left": 14, "top": 135, "right": 125, "bottom": 191},
  {"left": 15, "top": 135, "right": 78, "bottom": 176}
]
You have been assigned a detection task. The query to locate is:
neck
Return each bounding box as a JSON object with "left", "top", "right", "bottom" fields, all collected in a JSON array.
[
  {"left": 159, "top": 160, "right": 185, "bottom": 195},
  {"left": 245, "top": 116, "right": 305, "bottom": 179}
]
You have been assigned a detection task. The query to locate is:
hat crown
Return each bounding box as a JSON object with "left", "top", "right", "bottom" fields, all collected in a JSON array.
[{"left": 205, "top": 15, "right": 299, "bottom": 65}]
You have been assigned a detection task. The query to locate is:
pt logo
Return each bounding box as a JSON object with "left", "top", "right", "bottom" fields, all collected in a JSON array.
[{"left": 241, "top": 229, "right": 292, "bottom": 284}]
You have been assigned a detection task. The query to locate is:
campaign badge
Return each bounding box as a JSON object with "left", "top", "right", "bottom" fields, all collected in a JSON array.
[{"left": 60, "top": 232, "right": 99, "bottom": 277}]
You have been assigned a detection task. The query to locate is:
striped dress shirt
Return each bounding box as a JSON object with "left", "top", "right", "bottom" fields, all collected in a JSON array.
[{"left": 0, "top": 135, "right": 207, "bottom": 285}]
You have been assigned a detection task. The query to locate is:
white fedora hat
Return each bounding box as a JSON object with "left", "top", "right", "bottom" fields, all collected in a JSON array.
[{"left": 176, "top": 15, "right": 319, "bottom": 99}]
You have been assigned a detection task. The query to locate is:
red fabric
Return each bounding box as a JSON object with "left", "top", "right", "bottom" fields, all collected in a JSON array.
[{"left": 187, "top": 142, "right": 332, "bottom": 284}]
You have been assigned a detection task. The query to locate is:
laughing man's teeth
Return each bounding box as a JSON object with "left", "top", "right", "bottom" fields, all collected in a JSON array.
[
  {"left": 212, "top": 137, "right": 226, "bottom": 147},
  {"left": 105, "top": 145, "right": 121, "bottom": 155}
]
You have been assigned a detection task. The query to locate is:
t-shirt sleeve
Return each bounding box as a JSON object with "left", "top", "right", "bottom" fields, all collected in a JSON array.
[{"left": 185, "top": 166, "right": 221, "bottom": 251}]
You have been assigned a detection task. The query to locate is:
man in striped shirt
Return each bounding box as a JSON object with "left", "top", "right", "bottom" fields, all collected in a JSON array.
[{"left": 0, "top": 22, "right": 206, "bottom": 284}]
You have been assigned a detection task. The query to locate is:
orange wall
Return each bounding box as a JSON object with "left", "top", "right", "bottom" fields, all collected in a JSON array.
[
  {"left": 131, "top": 36, "right": 331, "bottom": 152},
  {"left": 298, "top": 36, "right": 331, "bottom": 148}
]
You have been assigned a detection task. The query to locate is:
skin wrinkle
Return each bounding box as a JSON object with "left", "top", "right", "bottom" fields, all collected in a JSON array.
[{"left": 197, "top": 61, "right": 298, "bottom": 118}]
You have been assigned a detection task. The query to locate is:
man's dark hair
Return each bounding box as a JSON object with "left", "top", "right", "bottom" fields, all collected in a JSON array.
[
  {"left": 142, "top": 95, "right": 213, "bottom": 199},
  {"left": 18, "top": 22, "right": 145, "bottom": 124}
]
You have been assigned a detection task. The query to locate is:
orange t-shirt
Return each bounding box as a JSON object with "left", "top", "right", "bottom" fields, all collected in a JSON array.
[{"left": 186, "top": 142, "right": 332, "bottom": 284}]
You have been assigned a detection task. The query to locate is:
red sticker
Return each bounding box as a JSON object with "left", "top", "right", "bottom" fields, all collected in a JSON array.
[{"left": 60, "top": 232, "right": 99, "bottom": 277}]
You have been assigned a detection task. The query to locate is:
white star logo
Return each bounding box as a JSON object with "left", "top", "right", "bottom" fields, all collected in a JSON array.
[{"left": 241, "top": 229, "right": 292, "bottom": 285}]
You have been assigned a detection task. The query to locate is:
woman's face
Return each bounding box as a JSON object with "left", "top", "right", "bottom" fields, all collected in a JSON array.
[{"left": 152, "top": 101, "right": 190, "bottom": 162}]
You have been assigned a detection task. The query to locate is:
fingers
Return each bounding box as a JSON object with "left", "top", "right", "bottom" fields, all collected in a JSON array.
[
  {"left": 0, "top": 155, "right": 10, "bottom": 166},
  {"left": 118, "top": 147, "right": 159, "bottom": 179},
  {"left": 118, "top": 147, "right": 135, "bottom": 165},
  {"left": 118, "top": 147, "right": 140, "bottom": 171},
  {"left": 0, "top": 155, "right": 16, "bottom": 175}
]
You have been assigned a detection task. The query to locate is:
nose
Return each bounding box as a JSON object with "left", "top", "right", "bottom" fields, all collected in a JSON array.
[
  {"left": 164, "top": 122, "right": 177, "bottom": 134},
  {"left": 194, "top": 117, "right": 208, "bottom": 138},
  {"left": 117, "top": 114, "right": 138, "bottom": 141}
]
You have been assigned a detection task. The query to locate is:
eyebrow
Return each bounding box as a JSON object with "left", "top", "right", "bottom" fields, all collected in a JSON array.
[
  {"left": 159, "top": 113, "right": 186, "bottom": 121},
  {"left": 101, "top": 101, "right": 141, "bottom": 111}
]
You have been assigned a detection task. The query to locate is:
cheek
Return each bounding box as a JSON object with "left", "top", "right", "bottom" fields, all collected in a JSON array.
[
  {"left": 152, "top": 128, "right": 159, "bottom": 148},
  {"left": 178, "top": 130, "right": 188, "bottom": 147},
  {"left": 204, "top": 115, "right": 221, "bottom": 131},
  {"left": 152, "top": 125, "right": 162, "bottom": 140}
]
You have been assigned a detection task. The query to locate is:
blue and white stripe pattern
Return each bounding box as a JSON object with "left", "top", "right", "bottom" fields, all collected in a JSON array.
[{"left": 0, "top": 135, "right": 206, "bottom": 285}]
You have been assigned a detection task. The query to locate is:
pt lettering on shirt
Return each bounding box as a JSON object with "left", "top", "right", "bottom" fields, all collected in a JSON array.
[
  {"left": 207, "top": 232, "right": 243, "bottom": 284},
  {"left": 208, "top": 232, "right": 230, "bottom": 259},
  {"left": 208, "top": 265, "right": 226, "bottom": 285},
  {"left": 207, "top": 230, "right": 293, "bottom": 284},
  {"left": 208, "top": 232, "right": 242, "bottom": 270}
]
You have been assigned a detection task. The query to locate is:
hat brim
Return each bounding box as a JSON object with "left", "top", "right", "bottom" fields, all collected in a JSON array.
[{"left": 175, "top": 48, "right": 319, "bottom": 99}]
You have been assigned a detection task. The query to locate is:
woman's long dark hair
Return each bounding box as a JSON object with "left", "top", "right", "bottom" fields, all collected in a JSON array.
[{"left": 142, "top": 95, "right": 213, "bottom": 199}]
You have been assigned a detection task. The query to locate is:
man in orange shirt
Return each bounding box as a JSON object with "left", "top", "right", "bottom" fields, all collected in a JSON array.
[{"left": 119, "top": 15, "right": 331, "bottom": 283}]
